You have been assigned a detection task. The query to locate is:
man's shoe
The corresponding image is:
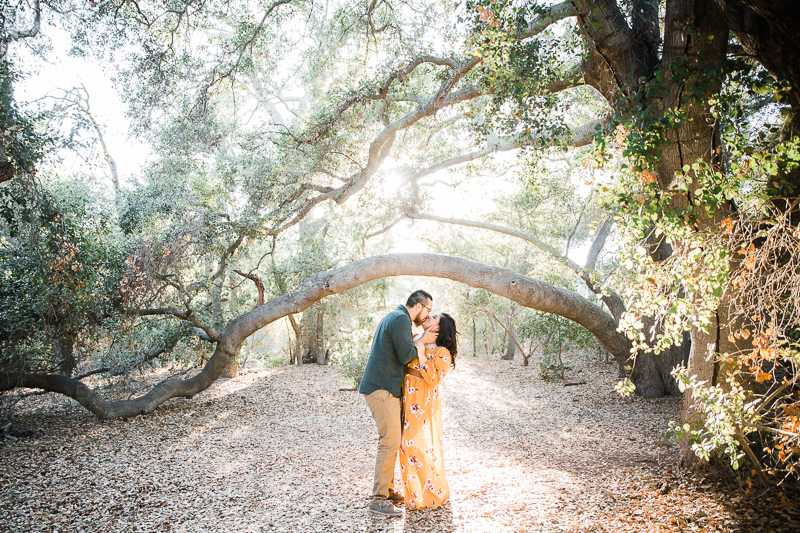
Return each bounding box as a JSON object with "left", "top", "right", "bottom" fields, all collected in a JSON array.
[
  {"left": 368, "top": 499, "right": 403, "bottom": 517},
  {"left": 387, "top": 489, "right": 405, "bottom": 505}
]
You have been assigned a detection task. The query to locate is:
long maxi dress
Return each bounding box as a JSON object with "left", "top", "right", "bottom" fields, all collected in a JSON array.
[{"left": 399, "top": 345, "right": 452, "bottom": 510}]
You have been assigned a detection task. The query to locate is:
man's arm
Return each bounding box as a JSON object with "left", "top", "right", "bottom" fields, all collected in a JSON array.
[{"left": 391, "top": 315, "right": 423, "bottom": 365}]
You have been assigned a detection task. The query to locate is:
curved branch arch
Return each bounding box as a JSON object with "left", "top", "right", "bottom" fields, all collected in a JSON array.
[{"left": 4, "top": 254, "right": 631, "bottom": 420}]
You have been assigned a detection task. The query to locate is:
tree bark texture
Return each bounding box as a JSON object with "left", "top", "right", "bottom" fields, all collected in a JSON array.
[
  {"left": 299, "top": 303, "right": 326, "bottom": 365},
  {"left": 287, "top": 314, "right": 302, "bottom": 365},
  {"left": 714, "top": 0, "right": 800, "bottom": 122},
  {"left": 222, "top": 270, "right": 239, "bottom": 378},
  {"left": 631, "top": 318, "right": 691, "bottom": 398},
  {"left": 53, "top": 332, "right": 77, "bottom": 377},
  {"left": 570, "top": 0, "right": 729, "bottom": 405}
]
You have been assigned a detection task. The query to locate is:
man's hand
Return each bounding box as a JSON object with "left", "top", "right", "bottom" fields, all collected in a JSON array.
[{"left": 419, "top": 326, "right": 438, "bottom": 345}]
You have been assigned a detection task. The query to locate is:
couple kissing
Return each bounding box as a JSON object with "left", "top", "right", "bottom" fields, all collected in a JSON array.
[{"left": 359, "top": 290, "right": 458, "bottom": 517}]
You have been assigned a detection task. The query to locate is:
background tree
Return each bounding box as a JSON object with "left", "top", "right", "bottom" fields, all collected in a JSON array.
[{"left": 2, "top": 0, "right": 800, "bottom": 479}]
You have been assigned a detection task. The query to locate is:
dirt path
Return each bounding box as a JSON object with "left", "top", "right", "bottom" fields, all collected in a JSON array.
[{"left": 1, "top": 356, "right": 798, "bottom": 532}]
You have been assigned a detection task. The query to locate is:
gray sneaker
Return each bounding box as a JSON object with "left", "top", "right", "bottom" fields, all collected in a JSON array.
[{"left": 368, "top": 499, "right": 403, "bottom": 517}]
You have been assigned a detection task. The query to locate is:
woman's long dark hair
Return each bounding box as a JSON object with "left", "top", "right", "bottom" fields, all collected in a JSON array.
[{"left": 435, "top": 313, "right": 458, "bottom": 368}]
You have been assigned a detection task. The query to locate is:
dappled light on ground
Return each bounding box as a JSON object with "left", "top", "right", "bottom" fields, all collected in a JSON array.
[{"left": 1, "top": 356, "right": 798, "bottom": 532}]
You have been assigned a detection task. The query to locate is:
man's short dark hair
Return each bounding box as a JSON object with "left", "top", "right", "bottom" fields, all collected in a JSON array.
[{"left": 406, "top": 290, "right": 432, "bottom": 307}]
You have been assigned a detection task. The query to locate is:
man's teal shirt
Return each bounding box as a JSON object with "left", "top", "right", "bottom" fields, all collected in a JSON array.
[{"left": 359, "top": 305, "right": 418, "bottom": 398}]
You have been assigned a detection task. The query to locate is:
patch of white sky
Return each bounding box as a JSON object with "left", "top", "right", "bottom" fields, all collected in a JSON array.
[{"left": 15, "top": 27, "right": 151, "bottom": 189}]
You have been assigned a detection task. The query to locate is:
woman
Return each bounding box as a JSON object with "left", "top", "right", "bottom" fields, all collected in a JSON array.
[{"left": 399, "top": 312, "right": 458, "bottom": 510}]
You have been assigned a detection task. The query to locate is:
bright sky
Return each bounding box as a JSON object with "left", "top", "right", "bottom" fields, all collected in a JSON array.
[{"left": 16, "top": 28, "right": 151, "bottom": 189}]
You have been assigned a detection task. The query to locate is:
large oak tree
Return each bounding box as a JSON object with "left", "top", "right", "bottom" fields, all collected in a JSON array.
[{"left": 2, "top": 0, "right": 800, "bottom": 473}]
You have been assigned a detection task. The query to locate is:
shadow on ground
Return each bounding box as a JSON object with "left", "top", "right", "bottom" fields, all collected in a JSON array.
[{"left": 0, "top": 356, "right": 798, "bottom": 532}]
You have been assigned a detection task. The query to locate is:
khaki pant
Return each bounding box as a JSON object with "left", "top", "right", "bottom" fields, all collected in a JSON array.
[{"left": 364, "top": 389, "right": 401, "bottom": 502}]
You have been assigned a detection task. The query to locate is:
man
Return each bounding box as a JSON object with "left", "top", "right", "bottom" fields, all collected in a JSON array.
[{"left": 359, "top": 290, "right": 437, "bottom": 517}]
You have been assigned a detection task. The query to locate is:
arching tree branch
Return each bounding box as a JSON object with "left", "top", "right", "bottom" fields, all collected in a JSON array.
[
  {"left": 1, "top": 0, "right": 41, "bottom": 59},
  {"left": 406, "top": 212, "right": 626, "bottom": 321},
  {"left": 2, "top": 253, "right": 631, "bottom": 420},
  {"left": 522, "top": 0, "right": 578, "bottom": 38}
]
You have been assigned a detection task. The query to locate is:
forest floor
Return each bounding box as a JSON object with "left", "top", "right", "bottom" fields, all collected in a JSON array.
[{"left": 1, "top": 354, "right": 799, "bottom": 533}]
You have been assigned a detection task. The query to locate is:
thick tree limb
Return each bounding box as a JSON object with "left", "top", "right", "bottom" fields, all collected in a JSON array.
[
  {"left": 2, "top": 253, "right": 631, "bottom": 420},
  {"left": 585, "top": 217, "right": 614, "bottom": 272},
  {"left": 407, "top": 212, "right": 626, "bottom": 321},
  {"left": 4, "top": 365, "right": 113, "bottom": 406},
  {"left": 571, "top": 0, "right": 652, "bottom": 103},
  {"left": 523, "top": 1, "right": 577, "bottom": 38},
  {"left": 315, "top": 0, "right": 576, "bottom": 137},
  {"left": 267, "top": 23, "right": 593, "bottom": 238},
  {"left": 231, "top": 253, "right": 631, "bottom": 358},
  {"left": 4, "top": 336, "right": 187, "bottom": 405}
]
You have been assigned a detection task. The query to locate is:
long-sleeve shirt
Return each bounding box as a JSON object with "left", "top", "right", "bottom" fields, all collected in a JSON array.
[{"left": 359, "top": 305, "right": 418, "bottom": 398}]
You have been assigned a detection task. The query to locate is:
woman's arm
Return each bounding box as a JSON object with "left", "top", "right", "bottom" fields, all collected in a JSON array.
[
  {"left": 414, "top": 338, "right": 427, "bottom": 362},
  {"left": 420, "top": 347, "right": 451, "bottom": 386}
]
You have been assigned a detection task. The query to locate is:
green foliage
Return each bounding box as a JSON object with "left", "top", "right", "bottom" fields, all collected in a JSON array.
[
  {"left": 615, "top": 376, "right": 636, "bottom": 397},
  {"left": 324, "top": 279, "right": 392, "bottom": 385},
  {"left": 519, "top": 312, "right": 596, "bottom": 381},
  {"left": 0, "top": 60, "right": 52, "bottom": 180},
  {"left": 595, "top": 48, "right": 800, "bottom": 477},
  {"left": 0, "top": 176, "right": 124, "bottom": 373},
  {"left": 329, "top": 329, "right": 372, "bottom": 388},
  {"left": 669, "top": 369, "right": 761, "bottom": 471},
  {"left": 5, "top": 3, "right": 795, "bottom": 486},
  {"left": 464, "top": 0, "right": 577, "bottom": 145}
]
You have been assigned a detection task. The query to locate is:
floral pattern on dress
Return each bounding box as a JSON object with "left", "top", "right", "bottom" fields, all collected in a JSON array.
[{"left": 399, "top": 345, "right": 452, "bottom": 510}]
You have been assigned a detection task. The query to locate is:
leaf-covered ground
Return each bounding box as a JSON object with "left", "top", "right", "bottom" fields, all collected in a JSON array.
[{"left": 1, "top": 355, "right": 798, "bottom": 532}]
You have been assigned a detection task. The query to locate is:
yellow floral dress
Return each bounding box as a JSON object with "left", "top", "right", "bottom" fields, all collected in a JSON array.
[{"left": 399, "top": 345, "right": 451, "bottom": 510}]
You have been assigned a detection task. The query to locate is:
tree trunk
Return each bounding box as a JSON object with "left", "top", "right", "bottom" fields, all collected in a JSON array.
[
  {"left": 501, "top": 305, "right": 516, "bottom": 361},
  {"left": 287, "top": 315, "right": 302, "bottom": 365},
  {"left": 313, "top": 305, "right": 326, "bottom": 365},
  {"left": 299, "top": 303, "right": 325, "bottom": 364},
  {"left": 221, "top": 270, "right": 238, "bottom": 378},
  {"left": 657, "top": 0, "right": 731, "bottom": 461},
  {"left": 631, "top": 319, "right": 690, "bottom": 398},
  {"left": 570, "top": 0, "right": 728, "bottom": 402},
  {"left": 52, "top": 332, "right": 77, "bottom": 377},
  {"left": 221, "top": 359, "right": 239, "bottom": 378}
]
